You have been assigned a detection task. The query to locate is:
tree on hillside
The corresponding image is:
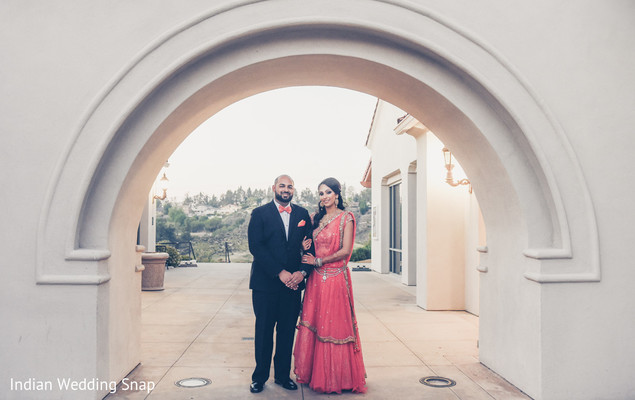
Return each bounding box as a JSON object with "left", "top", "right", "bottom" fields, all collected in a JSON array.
[
  {"left": 157, "top": 199, "right": 172, "bottom": 216},
  {"left": 182, "top": 193, "right": 193, "bottom": 206},
  {"left": 180, "top": 230, "right": 192, "bottom": 242},
  {"left": 236, "top": 186, "right": 246, "bottom": 204},
  {"left": 168, "top": 206, "right": 187, "bottom": 226},
  {"left": 157, "top": 219, "right": 177, "bottom": 243},
  {"left": 358, "top": 188, "right": 371, "bottom": 214},
  {"left": 300, "top": 187, "right": 318, "bottom": 205},
  {"left": 205, "top": 217, "right": 222, "bottom": 231},
  {"left": 192, "top": 192, "right": 211, "bottom": 206},
  {"left": 221, "top": 189, "right": 236, "bottom": 206}
]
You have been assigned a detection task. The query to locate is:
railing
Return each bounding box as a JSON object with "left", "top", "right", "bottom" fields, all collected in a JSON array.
[
  {"left": 156, "top": 241, "right": 197, "bottom": 267},
  {"left": 224, "top": 241, "right": 232, "bottom": 263}
]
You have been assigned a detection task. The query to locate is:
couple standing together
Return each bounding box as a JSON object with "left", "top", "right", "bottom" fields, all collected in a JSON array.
[{"left": 247, "top": 175, "right": 367, "bottom": 394}]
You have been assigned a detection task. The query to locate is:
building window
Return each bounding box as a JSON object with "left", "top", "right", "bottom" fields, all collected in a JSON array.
[{"left": 389, "top": 183, "right": 402, "bottom": 274}]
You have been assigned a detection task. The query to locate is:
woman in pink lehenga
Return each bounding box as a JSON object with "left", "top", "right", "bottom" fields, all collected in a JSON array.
[{"left": 293, "top": 177, "right": 367, "bottom": 394}]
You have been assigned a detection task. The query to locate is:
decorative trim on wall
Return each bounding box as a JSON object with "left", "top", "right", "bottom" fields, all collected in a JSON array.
[{"left": 476, "top": 246, "right": 488, "bottom": 273}]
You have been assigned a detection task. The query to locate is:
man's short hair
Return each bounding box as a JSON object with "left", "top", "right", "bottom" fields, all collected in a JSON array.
[{"left": 274, "top": 174, "right": 294, "bottom": 185}]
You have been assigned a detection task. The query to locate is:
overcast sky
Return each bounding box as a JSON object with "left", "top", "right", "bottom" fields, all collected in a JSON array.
[{"left": 164, "top": 86, "right": 378, "bottom": 201}]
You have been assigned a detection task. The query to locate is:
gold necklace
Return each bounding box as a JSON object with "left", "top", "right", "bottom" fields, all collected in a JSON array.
[{"left": 318, "top": 211, "right": 344, "bottom": 229}]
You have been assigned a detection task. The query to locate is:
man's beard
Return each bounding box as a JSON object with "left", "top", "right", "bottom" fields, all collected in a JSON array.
[{"left": 275, "top": 192, "right": 293, "bottom": 203}]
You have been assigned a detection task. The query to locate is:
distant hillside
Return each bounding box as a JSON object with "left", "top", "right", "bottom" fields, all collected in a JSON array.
[{"left": 156, "top": 186, "right": 371, "bottom": 263}]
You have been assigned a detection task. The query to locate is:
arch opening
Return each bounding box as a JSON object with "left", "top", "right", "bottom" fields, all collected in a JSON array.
[{"left": 40, "top": 24, "right": 597, "bottom": 285}]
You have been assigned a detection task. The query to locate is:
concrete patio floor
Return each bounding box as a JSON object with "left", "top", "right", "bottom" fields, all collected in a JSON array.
[{"left": 106, "top": 263, "right": 531, "bottom": 399}]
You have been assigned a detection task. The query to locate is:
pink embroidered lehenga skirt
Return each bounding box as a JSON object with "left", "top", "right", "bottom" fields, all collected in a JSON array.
[{"left": 293, "top": 265, "right": 367, "bottom": 393}]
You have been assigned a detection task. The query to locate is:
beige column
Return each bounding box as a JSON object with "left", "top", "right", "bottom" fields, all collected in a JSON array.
[
  {"left": 138, "top": 194, "right": 156, "bottom": 251},
  {"left": 398, "top": 120, "right": 429, "bottom": 306}
]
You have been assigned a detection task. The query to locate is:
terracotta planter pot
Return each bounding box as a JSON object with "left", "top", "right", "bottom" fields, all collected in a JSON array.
[{"left": 141, "top": 252, "right": 169, "bottom": 291}]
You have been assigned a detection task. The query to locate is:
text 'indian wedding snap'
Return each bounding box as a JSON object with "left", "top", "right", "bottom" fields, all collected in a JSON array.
[{"left": 10, "top": 377, "right": 155, "bottom": 394}]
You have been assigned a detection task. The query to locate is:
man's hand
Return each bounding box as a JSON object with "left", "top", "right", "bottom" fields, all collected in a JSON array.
[
  {"left": 290, "top": 271, "right": 304, "bottom": 286},
  {"left": 278, "top": 270, "right": 293, "bottom": 285},
  {"left": 279, "top": 270, "right": 305, "bottom": 291}
]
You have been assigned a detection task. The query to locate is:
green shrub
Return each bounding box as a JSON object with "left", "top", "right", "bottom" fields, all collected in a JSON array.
[
  {"left": 350, "top": 242, "right": 371, "bottom": 262},
  {"left": 164, "top": 245, "right": 181, "bottom": 267}
]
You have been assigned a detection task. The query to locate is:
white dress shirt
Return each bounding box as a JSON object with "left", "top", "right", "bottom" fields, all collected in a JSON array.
[{"left": 273, "top": 199, "right": 291, "bottom": 239}]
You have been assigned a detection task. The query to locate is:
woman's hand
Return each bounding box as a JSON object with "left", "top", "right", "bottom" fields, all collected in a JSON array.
[
  {"left": 302, "top": 253, "right": 316, "bottom": 266},
  {"left": 285, "top": 271, "right": 304, "bottom": 291},
  {"left": 302, "top": 236, "right": 312, "bottom": 251}
]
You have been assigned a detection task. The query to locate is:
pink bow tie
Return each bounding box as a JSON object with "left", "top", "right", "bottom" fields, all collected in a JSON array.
[{"left": 278, "top": 205, "right": 292, "bottom": 214}]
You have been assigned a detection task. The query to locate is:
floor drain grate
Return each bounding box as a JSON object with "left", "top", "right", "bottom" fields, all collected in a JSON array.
[
  {"left": 419, "top": 376, "right": 456, "bottom": 388},
  {"left": 175, "top": 378, "right": 212, "bottom": 388}
]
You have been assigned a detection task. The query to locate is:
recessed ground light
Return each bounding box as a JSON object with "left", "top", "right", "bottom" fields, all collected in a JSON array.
[
  {"left": 175, "top": 378, "right": 212, "bottom": 388},
  {"left": 419, "top": 376, "right": 456, "bottom": 388}
]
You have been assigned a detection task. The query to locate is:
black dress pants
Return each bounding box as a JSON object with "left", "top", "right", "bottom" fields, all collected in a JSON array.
[{"left": 251, "top": 288, "right": 301, "bottom": 383}]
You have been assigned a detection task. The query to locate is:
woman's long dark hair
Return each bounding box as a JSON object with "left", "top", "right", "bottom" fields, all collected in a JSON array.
[{"left": 313, "top": 177, "right": 346, "bottom": 229}]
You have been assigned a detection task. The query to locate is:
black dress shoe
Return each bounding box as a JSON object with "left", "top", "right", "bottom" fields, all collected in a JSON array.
[
  {"left": 274, "top": 378, "right": 298, "bottom": 390},
  {"left": 250, "top": 381, "right": 264, "bottom": 393}
]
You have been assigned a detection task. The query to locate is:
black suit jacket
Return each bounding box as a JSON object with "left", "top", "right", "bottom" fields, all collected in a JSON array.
[{"left": 248, "top": 201, "right": 315, "bottom": 292}]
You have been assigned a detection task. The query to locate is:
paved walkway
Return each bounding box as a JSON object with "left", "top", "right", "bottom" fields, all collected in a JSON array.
[{"left": 107, "top": 263, "right": 531, "bottom": 399}]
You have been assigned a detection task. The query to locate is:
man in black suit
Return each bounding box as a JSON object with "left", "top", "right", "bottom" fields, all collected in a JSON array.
[{"left": 247, "top": 174, "right": 314, "bottom": 394}]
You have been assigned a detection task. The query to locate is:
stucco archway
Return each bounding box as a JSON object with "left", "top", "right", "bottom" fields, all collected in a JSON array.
[{"left": 36, "top": 2, "right": 598, "bottom": 398}]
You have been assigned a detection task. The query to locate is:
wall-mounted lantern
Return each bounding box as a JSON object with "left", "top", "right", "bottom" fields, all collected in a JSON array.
[
  {"left": 152, "top": 161, "right": 170, "bottom": 202},
  {"left": 442, "top": 147, "right": 471, "bottom": 193}
]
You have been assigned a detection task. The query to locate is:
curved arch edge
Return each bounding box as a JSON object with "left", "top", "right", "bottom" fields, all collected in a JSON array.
[{"left": 36, "top": 0, "right": 600, "bottom": 285}]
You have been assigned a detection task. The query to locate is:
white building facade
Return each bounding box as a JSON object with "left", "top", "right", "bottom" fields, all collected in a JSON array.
[
  {"left": 1, "top": 2, "right": 634, "bottom": 399},
  {"left": 365, "top": 100, "right": 483, "bottom": 315}
]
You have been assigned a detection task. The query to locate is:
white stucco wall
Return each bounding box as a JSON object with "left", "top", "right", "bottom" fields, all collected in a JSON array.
[
  {"left": 367, "top": 102, "right": 480, "bottom": 312},
  {"left": 1, "top": 2, "right": 634, "bottom": 399},
  {"left": 366, "top": 101, "right": 415, "bottom": 277},
  {"left": 424, "top": 133, "right": 471, "bottom": 310},
  {"left": 465, "top": 196, "right": 483, "bottom": 316}
]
